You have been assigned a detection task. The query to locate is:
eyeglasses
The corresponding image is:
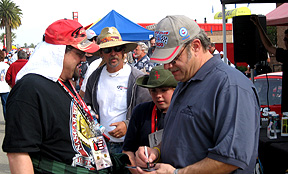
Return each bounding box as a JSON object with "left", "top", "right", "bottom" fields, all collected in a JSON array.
[
  {"left": 102, "top": 46, "right": 124, "bottom": 54},
  {"left": 169, "top": 44, "right": 188, "bottom": 65},
  {"left": 72, "top": 49, "right": 85, "bottom": 58}
]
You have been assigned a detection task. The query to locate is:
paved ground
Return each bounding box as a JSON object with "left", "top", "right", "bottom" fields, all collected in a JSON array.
[{"left": 0, "top": 101, "right": 10, "bottom": 173}]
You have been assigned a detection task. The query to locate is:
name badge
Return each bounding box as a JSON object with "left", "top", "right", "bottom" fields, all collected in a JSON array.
[
  {"left": 89, "top": 136, "right": 112, "bottom": 170},
  {"left": 148, "top": 129, "right": 163, "bottom": 148}
]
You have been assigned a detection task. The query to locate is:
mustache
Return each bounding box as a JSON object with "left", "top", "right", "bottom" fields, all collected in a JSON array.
[{"left": 109, "top": 56, "right": 119, "bottom": 61}]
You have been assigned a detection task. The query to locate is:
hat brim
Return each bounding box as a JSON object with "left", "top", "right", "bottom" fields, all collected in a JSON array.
[
  {"left": 73, "top": 38, "right": 100, "bottom": 53},
  {"left": 136, "top": 75, "right": 150, "bottom": 88},
  {"left": 94, "top": 41, "right": 137, "bottom": 56},
  {"left": 136, "top": 74, "right": 177, "bottom": 88},
  {"left": 150, "top": 44, "right": 184, "bottom": 64}
]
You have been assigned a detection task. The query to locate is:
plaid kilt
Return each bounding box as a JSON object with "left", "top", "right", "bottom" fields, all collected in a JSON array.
[{"left": 31, "top": 153, "right": 130, "bottom": 174}]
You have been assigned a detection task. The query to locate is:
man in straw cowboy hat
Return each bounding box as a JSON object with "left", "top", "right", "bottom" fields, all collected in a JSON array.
[
  {"left": 122, "top": 65, "right": 178, "bottom": 174},
  {"left": 135, "top": 15, "right": 260, "bottom": 174},
  {"left": 84, "top": 27, "right": 151, "bottom": 154}
]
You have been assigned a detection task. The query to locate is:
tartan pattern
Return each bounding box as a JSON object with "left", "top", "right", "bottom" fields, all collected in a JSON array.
[{"left": 31, "top": 153, "right": 130, "bottom": 174}]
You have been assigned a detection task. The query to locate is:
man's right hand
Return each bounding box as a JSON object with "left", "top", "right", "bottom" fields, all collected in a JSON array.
[{"left": 135, "top": 146, "right": 159, "bottom": 168}]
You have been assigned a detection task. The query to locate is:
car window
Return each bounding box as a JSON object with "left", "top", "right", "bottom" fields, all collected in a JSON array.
[{"left": 254, "top": 78, "right": 282, "bottom": 106}]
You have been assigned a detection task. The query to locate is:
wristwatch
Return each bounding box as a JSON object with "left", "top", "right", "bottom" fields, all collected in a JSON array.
[{"left": 173, "top": 169, "right": 180, "bottom": 174}]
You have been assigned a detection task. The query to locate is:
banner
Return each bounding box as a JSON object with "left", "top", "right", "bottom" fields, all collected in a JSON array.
[{"left": 214, "top": 7, "right": 251, "bottom": 19}]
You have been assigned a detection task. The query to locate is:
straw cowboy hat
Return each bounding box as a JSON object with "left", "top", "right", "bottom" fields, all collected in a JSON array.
[{"left": 95, "top": 27, "right": 137, "bottom": 55}]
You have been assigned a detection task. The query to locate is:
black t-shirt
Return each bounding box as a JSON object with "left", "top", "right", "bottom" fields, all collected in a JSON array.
[
  {"left": 276, "top": 48, "right": 288, "bottom": 112},
  {"left": 3, "top": 74, "right": 96, "bottom": 168},
  {"left": 122, "top": 101, "right": 164, "bottom": 152}
]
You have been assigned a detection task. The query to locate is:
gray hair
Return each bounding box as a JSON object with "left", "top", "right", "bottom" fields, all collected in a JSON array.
[
  {"left": 137, "top": 42, "right": 148, "bottom": 54},
  {"left": 186, "top": 29, "right": 211, "bottom": 51},
  {"left": 17, "top": 50, "right": 27, "bottom": 59}
]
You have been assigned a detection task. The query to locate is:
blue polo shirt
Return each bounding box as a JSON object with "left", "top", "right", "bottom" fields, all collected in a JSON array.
[{"left": 161, "top": 55, "right": 260, "bottom": 173}]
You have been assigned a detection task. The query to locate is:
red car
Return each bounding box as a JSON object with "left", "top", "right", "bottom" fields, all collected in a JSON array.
[{"left": 253, "top": 72, "right": 282, "bottom": 119}]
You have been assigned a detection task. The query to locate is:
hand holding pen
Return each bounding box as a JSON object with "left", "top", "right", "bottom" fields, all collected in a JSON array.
[
  {"left": 145, "top": 146, "right": 150, "bottom": 170},
  {"left": 135, "top": 146, "right": 159, "bottom": 168}
]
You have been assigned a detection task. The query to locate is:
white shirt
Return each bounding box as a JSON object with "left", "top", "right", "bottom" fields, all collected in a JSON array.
[
  {"left": 80, "top": 58, "right": 102, "bottom": 92},
  {"left": 0, "top": 62, "right": 10, "bottom": 93},
  {"left": 97, "top": 63, "right": 131, "bottom": 142},
  {"left": 221, "top": 57, "right": 236, "bottom": 68}
]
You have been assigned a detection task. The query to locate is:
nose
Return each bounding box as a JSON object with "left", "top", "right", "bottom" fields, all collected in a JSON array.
[
  {"left": 111, "top": 49, "right": 117, "bottom": 56},
  {"left": 156, "top": 92, "right": 162, "bottom": 98}
]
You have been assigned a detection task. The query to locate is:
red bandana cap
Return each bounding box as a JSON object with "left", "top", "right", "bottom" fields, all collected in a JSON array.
[{"left": 44, "top": 19, "right": 100, "bottom": 53}]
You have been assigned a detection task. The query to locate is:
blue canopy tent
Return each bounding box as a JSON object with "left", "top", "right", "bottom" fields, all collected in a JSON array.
[{"left": 89, "top": 10, "right": 154, "bottom": 41}]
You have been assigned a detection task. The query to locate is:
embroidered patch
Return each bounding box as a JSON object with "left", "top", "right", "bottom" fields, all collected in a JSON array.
[
  {"left": 155, "top": 30, "right": 169, "bottom": 48},
  {"left": 179, "top": 27, "right": 188, "bottom": 37},
  {"left": 155, "top": 71, "right": 160, "bottom": 79}
]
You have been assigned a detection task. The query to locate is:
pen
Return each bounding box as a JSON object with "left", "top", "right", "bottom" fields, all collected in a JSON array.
[{"left": 144, "top": 146, "right": 150, "bottom": 169}]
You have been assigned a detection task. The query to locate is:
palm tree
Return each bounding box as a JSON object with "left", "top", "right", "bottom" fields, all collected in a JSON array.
[
  {"left": 0, "top": 32, "right": 16, "bottom": 45},
  {"left": 0, "top": 0, "right": 22, "bottom": 52}
]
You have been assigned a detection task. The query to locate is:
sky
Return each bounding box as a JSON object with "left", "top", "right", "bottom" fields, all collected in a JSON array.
[{"left": 3, "top": 0, "right": 277, "bottom": 47}]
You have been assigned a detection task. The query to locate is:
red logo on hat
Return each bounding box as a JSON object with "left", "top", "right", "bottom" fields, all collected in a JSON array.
[{"left": 155, "top": 71, "right": 160, "bottom": 79}]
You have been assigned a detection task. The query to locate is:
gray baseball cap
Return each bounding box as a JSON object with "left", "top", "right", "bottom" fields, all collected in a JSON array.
[{"left": 150, "top": 15, "right": 201, "bottom": 64}]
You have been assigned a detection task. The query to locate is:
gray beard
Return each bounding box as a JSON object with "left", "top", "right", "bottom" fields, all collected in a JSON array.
[{"left": 108, "top": 57, "right": 120, "bottom": 68}]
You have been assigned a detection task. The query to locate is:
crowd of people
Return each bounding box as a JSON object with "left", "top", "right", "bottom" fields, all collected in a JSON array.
[
  {"left": 0, "top": 48, "right": 29, "bottom": 120},
  {"left": 2, "top": 14, "right": 282, "bottom": 174}
]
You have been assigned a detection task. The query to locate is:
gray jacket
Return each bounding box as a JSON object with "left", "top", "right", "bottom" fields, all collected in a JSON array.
[{"left": 84, "top": 64, "right": 151, "bottom": 126}]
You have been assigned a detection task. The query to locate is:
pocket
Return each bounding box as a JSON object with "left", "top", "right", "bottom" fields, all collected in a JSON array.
[{"left": 112, "top": 87, "right": 127, "bottom": 112}]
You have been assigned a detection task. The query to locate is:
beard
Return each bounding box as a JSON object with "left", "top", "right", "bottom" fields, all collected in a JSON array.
[
  {"left": 72, "top": 67, "right": 80, "bottom": 81},
  {"left": 107, "top": 56, "right": 120, "bottom": 68}
]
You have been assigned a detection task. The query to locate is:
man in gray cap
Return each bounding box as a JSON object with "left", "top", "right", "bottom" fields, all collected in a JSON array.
[{"left": 135, "top": 15, "right": 260, "bottom": 174}]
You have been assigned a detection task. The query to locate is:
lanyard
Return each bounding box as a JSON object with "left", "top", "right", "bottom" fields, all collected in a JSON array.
[
  {"left": 151, "top": 105, "right": 158, "bottom": 133},
  {"left": 58, "top": 79, "right": 94, "bottom": 122}
]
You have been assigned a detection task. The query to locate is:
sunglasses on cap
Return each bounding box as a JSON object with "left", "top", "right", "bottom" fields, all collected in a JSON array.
[{"left": 102, "top": 45, "right": 124, "bottom": 54}]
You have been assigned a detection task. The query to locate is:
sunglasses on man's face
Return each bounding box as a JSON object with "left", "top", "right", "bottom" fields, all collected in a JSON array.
[{"left": 102, "top": 46, "right": 124, "bottom": 54}]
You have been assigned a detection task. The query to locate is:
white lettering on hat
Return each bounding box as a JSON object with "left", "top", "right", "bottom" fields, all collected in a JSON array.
[{"left": 154, "top": 30, "right": 170, "bottom": 48}]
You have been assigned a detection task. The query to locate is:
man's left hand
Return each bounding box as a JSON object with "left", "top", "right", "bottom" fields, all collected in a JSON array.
[
  {"left": 136, "top": 163, "right": 175, "bottom": 174},
  {"left": 108, "top": 121, "right": 127, "bottom": 138}
]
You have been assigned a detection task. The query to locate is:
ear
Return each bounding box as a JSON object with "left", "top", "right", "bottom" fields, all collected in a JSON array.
[{"left": 191, "top": 39, "right": 201, "bottom": 52}]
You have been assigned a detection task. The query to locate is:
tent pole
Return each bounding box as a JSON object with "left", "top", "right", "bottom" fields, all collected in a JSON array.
[{"left": 222, "top": 3, "right": 228, "bottom": 64}]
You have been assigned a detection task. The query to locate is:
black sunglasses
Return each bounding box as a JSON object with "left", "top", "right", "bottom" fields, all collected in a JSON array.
[{"left": 102, "top": 46, "right": 124, "bottom": 54}]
